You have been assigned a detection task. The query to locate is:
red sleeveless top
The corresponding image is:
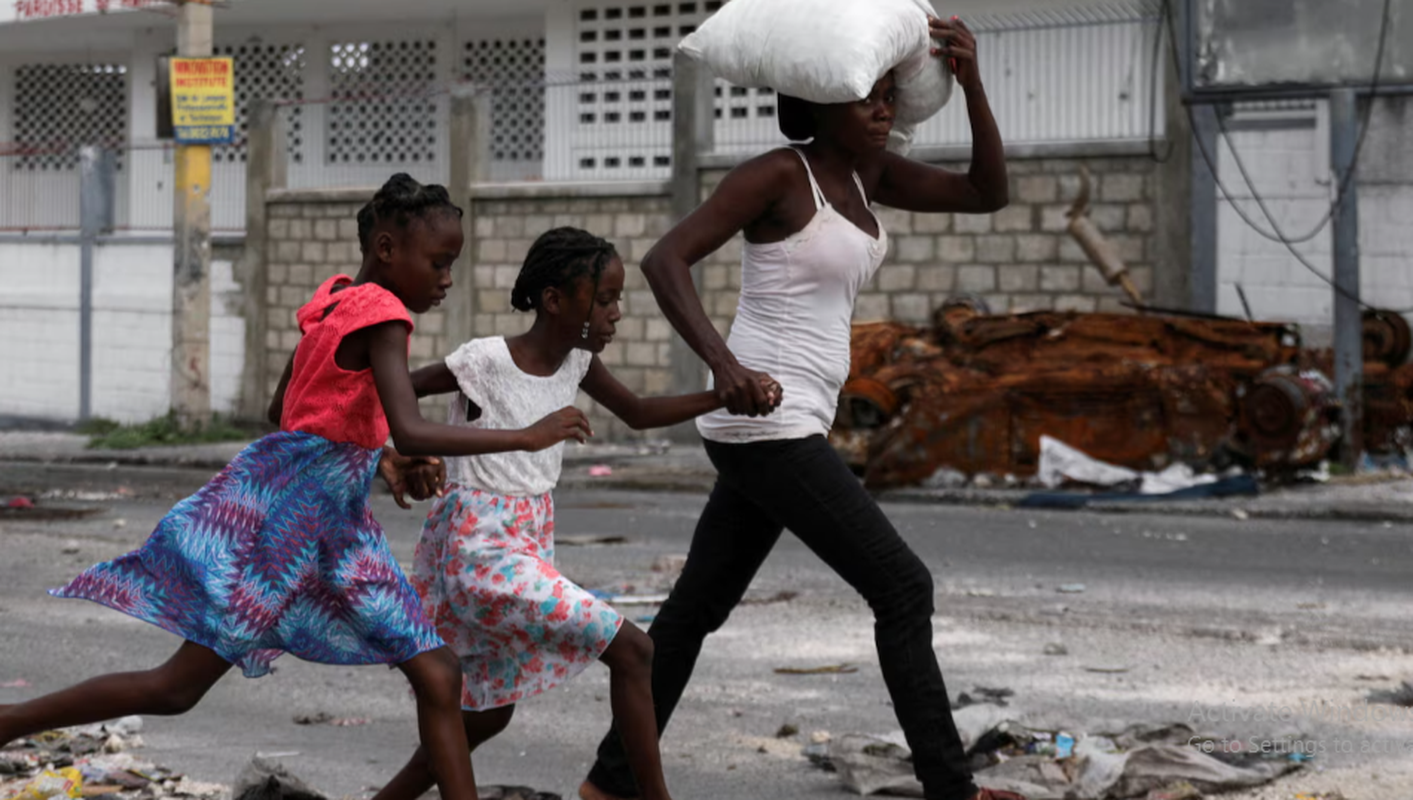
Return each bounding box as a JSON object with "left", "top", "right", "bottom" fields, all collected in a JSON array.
[{"left": 280, "top": 275, "right": 414, "bottom": 449}]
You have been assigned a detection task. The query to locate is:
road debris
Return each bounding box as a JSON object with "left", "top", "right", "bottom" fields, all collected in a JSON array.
[
  {"left": 810, "top": 711, "right": 1304, "bottom": 799},
  {"left": 740, "top": 590, "right": 799, "bottom": 606},
  {"left": 1043, "top": 643, "right": 1069, "bottom": 656},
  {"left": 1057, "top": 584, "right": 1087, "bottom": 594},
  {"left": 650, "top": 554, "right": 688, "bottom": 574},
  {"left": 953, "top": 686, "right": 1014, "bottom": 710},
  {"left": 774, "top": 664, "right": 859, "bottom": 676},
  {"left": 775, "top": 724, "right": 799, "bottom": 738},
  {"left": 1, "top": 678, "right": 31, "bottom": 688},
  {"left": 1367, "top": 680, "right": 1413, "bottom": 707},
  {"left": 1, "top": 718, "right": 224, "bottom": 800},
  {"left": 290, "top": 713, "right": 370, "bottom": 727},
  {"left": 555, "top": 534, "right": 628, "bottom": 547},
  {"left": 232, "top": 758, "right": 325, "bottom": 800},
  {"left": 587, "top": 465, "right": 613, "bottom": 478}
]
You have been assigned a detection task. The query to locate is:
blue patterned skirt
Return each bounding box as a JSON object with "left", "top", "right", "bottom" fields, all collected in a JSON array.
[{"left": 51, "top": 431, "right": 445, "bottom": 678}]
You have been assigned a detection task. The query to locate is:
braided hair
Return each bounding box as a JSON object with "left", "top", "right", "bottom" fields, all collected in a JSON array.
[
  {"left": 357, "top": 173, "right": 464, "bottom": 255},
  {"left": 510, "top": 227, "right": 618, "bottom": 313}
]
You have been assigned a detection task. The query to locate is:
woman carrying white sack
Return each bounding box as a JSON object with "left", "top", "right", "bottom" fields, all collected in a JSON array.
[{"left": 582, "top": 11, "right": 1022, "bottom": 800}]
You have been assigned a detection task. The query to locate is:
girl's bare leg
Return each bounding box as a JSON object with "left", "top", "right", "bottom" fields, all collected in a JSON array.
[
  {"left": 396, "top": 648, "right": 483, "bottom": 800},
  {"left": 597, "top": 624, "right": 670, "bottom": 800},
  {"left": 371, "top": 706, "right": 516, "bottom": 800},
  {"left": 0, "top": 640, "right": 231, "bottom": 747}
]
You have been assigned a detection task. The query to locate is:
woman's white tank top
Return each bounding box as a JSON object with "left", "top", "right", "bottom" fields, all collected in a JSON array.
[{"left": 697, "top": 148, "right": 888, "bottom": 443}]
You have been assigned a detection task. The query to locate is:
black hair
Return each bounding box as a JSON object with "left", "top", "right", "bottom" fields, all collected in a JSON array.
[
  {"left": 357, "top": 173, "right": 464, "bottom": 254},
  {"left": 777, "top": 93, "right": 817, "bottom": 141},
  {"left": 510, "top": 227, "right": 618, "bottom": 313}
]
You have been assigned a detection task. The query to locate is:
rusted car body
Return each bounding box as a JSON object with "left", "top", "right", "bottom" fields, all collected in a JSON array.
[{"left": 831, "top": 305, "right": 1413, "bottom": 490}]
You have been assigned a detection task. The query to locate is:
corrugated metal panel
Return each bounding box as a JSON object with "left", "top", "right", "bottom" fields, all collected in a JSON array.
[
  {"left": 966, "top": 0, "right": 1160, "bottom": 31},
  {"left": 912, "top": 10, "right": 1164, "bottom": 148}
]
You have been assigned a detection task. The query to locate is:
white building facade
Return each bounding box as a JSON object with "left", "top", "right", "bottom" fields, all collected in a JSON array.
[{"left": 15, "top": 0, "right": 1406, "bottom": 427}]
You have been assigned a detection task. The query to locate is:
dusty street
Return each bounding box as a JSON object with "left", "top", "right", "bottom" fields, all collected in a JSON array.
[{"left": 3, "top": 461, "right": 1412, "bottom": 800}]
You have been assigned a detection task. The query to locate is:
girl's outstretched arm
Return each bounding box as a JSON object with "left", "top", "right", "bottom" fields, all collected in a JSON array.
[
  {"left": 268, "top": 352, "right": 296, "bottom": 426},
  {"left": 580, "top": 356, "right": 779, "bottom": 431},
  {"left": 411, "top": 360, "right": 460, "bottom": 398},
  {"left": 367, "top": 322, "right": 591, "bottom": 456}
]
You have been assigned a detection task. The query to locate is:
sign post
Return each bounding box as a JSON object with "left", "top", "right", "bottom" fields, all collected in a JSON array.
[{"left": 168, "top": 0, "right": 224, "bottom": 431}]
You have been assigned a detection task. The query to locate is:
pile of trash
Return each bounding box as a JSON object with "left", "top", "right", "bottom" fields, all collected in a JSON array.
[
  {"left": 1, "top": 724, "right": 562, "bottom": 800},
  {"left": 0, "top": 718, "right": 224, "bottom": 800},
  {"left": 800, "top": 702, "right": 1306, "bottom": 799}
]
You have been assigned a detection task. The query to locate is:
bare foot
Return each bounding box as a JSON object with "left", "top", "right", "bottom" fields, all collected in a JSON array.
[
  {"left": 578, "top": 780, "right": 637, "bottom": 800},
  {"left": 975, "top": 790, "right": 1028, "bottom": 800}
]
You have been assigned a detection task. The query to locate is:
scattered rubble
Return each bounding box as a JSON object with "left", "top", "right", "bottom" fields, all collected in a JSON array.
[
  {"left": 1, "top": 718, "right": 221, "bottom": 800},
  {"left": 739, "top": 590, "right": 799, "bottom": 606},
  {"left": 555, "top": 534, "right": 628, "bottom": 547},
  {"left": 1366, "top": 680, "right": 1413, "bottom": 707},
  {"left": 232, "top": 757, "right": 325, "bottom": 800},
  {"left": 289, "top": 713, "right": 370, "bottom": 727},
  {"left": 953, "top": 687, "right": 1015, "bottom": 710},
  {"left": 806, "top": 703, "right": 1306, "bottom": 800},
  {"left": 773, "top": 664, "right": 859, "bottom": 676}
]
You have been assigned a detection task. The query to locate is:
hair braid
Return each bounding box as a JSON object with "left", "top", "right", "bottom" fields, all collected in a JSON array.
[
  {"left": 357, "top": 173, "right": 464, "bottom": 254},
  {"left": 510, "top": 227, "right": 618, "bottom": 313}
]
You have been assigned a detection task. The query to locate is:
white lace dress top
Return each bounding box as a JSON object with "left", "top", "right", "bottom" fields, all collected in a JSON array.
[{"left": 442, "top": 336, "right": 593, "bottom": 497}]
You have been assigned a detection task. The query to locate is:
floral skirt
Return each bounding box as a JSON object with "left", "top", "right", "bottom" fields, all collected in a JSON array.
[
  {"left": 411, "top": 485, "right": 624, "bottom": 709},
  {"left": 51, "top": 432, "right": 443, "bottom": 678}
]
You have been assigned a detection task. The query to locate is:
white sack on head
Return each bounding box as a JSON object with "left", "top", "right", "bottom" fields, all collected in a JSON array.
[{"left": 679, "top": 0, "right": 955, "bottom": 127}]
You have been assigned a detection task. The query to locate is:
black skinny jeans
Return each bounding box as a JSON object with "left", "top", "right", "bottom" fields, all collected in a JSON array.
[{"left": 588, "top": 435, "right": 979, "bottom": 800}]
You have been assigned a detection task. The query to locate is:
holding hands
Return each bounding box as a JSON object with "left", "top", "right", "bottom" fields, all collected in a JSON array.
[
  {"left": 378, "top": 449, "right": 447, "bottom": 509},
  {"left": 713, "top": 361, "right": 784, "bottom": 418}
]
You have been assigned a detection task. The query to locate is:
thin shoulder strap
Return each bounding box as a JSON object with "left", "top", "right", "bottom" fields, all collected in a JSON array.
[
  {"left": 788, "top": 146, "right": 826, "bottom": 210},
  {"left": 850, "top": 171, "right": 870, "bottom": 206}
]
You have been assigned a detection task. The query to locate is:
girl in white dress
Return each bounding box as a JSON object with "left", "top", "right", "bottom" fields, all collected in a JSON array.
[{"left": 370, "top": 227, "right": 779, "bottom": 800}]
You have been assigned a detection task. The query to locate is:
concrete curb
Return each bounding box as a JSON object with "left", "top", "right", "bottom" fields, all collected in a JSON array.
[{"left": 4, "top": 433, "right": 1412, "bottom": 521}]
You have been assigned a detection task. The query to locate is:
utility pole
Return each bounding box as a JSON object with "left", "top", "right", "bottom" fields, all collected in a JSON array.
[
  {"left": 1329, "top": 87, "right": 1363, "bottom": 468},
  {"left": 171, "top": 0, "right": 214, "bottom": 430}
]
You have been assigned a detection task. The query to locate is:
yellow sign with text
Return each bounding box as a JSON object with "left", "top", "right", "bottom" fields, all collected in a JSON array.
[{"left": 170, "top": 57, "right": 235, "bottom": 144}]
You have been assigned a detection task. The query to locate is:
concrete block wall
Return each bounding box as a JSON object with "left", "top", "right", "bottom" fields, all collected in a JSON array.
[
  {"left": 262, "top": 199, "right": 455, "bottom": 404},
  {"left": 813, "top": 155, "right": 1158, "bottom": 326},
  {"left": 468, "top": 194, "right": 678, "bottom": 441},
  {"left": 261, "top": 153, "right": 1158, "bottom": 441}
]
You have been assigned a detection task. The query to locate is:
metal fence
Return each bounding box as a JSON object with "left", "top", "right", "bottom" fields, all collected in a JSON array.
[{"left": 2, "top": 139, "right": 253, "bottom": 234}]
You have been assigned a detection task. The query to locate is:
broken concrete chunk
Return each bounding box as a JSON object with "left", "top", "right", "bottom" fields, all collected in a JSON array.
[{"left": 232, "top": 758, "right": 327, "bottom": 800}]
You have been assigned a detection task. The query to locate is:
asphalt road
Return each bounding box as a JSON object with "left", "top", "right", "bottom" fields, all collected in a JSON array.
[{"left": 3, "top": 461, "right": 1412, "bottom": 799}]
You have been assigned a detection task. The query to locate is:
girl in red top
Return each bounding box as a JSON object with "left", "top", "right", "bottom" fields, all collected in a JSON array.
[{"left": 0, "top": 174, "right": 589, "bottom": 800}]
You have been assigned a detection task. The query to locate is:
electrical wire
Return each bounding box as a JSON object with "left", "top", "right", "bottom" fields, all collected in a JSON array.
[
  {"left": 1211, "top": 0, "right": 1391, "bottom": 247},
  {"left": 1159, "top": 0, "right": 1409, "bottom": 314}
]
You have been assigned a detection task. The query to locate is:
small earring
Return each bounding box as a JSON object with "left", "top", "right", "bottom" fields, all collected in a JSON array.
[{"left": 581, "top": 322, "right": 591, "bottom": 340}]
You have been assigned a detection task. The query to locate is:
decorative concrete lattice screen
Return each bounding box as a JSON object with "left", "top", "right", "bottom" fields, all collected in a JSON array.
[
  {"left": 12, "top": 63, "right": 128, "bottom": 170},
  {"left": 573, "top": 0, "right": 780, "bottom": 177},
  {"left": 327, "top": 39, "right": 440, "bottom": 166},
  {"left": 213, "top": 43, "right": 307, "bottom": 165},
  {"left": 462, "top": 38, "right": 546, "bottom": 180}
]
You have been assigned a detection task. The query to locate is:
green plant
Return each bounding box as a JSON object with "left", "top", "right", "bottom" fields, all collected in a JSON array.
[
  {"left": 86, "top": 412, "right": 255, "bottom": 450},
  {"left": 75, "top": 417, "right": 122, "bottom": 436}
]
